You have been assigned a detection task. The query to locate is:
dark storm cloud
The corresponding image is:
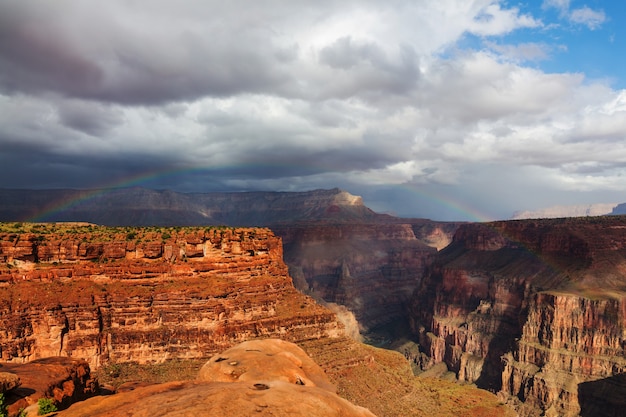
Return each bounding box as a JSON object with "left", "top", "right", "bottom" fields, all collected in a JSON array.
[
  {"left": 56, "top": 100, "right": 124, "bottom": 136},
  {"left": 0, "top": 1, "right": 294, "bottom": 104},
  {"left": 1, "top": 0, "right": 625, "bottom": 220},
  {"left": 0, "top": 2, "right": 104, "bottom": 97}
]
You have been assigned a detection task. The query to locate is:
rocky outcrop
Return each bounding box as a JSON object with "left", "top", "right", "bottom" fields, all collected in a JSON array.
[
  {"left": 409, "top": 217, "right": 626, "bottom": 416},
  {"left": 501, "top": 292, "right": 626, "bottom": 417},
  {"left": 56, "top": 339, "right": 377, "bottom": 417},
  {"left": 1, "top": 357, "right": 98, "bottom": 416},
  {"left": 56, "top": 380, "right": 377, "bottom": 417},
  {"left": 0, "top": 224, "right": 342, "bottom": 370},
  {"left": 197, "top": 339, "right": 337, "bottom": 392},
  {"left": 0, "top": 372, "right": 19, "bottom": 393}
]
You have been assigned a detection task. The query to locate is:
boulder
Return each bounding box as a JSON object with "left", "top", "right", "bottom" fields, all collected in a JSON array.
[
  {"left": 0, "top": 371, "right": 20, "bottom": 393},
  {"left": 1, "top": 357, "right": 98, "bottom": 416},
  {"left": 197, "top": 339, "right": 335, "bottom": 392}
]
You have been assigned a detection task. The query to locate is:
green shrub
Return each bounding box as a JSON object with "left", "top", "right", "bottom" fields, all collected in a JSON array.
[
  {"left": 37, "top": 397, "right": 57, "bottom": 415},
  {"left": 0, "top": 392, "right": 8, "bottom": 417}
]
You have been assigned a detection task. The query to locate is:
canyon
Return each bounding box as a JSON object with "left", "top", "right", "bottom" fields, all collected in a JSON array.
[
  {"left": 410, "top": 217, "right": 626, "bottom": 416},
  {"left": 275, "top": 220, "right": 459, "bottom": 333},
  {"left": 0, "top": 187, "right": 625, "bottom": 416},
  {"left": 0, "top": 187, "right": 462, "bottom": 339},
  {"left": 0, "top": 222, "right": 509, "bottom": 417}
]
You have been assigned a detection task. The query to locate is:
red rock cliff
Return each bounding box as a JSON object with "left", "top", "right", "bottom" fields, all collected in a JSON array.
[
  {"left": 409, "top": 217, "right": 626, "bottom": 416},
  {"left": 0, "top": 224, "right": 342, "bottom": 370}
]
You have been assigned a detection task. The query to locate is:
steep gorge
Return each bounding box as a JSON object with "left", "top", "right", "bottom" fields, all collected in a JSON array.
[
  {"left": 409, "top": 217, "right": 626, "bottom": 416},
  {"left": 274, "top": 220, "right": 460, "bottom": 334}
]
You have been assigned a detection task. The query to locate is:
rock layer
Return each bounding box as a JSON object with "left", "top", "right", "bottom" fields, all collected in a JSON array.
[
  {"left": 0, "top": 224, "right": 341, "bottom": 369},
  {"left": 409, "top": 217, "right": 626, "bottom": 416}
]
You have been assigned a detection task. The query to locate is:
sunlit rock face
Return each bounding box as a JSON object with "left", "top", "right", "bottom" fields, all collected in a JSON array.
[
  {"left": 56, "top": 339, "right": 377, "bottom": 417},
  {"left": 409, "top": 217, "right": 626, "bottom": 416},
  {"left": 197, "top": 339, "right": 336, "bottom": 392},
  {"left": 0, "top": 225, "right": 342, "bottom": 369}
]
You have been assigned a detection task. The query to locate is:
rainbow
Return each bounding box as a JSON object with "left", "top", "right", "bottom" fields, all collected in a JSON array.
[
  {"left": 389, "top": 183, "right": 494, "bottom": 222},
  {"left": 28, "top": 164, "right": 494, "bottom": 223},
  {"left": 28, "top": 162, "right": 317, "bottom": 222},
  {"left": 29, "top": 166, "right": 189, "bottom": 222}
]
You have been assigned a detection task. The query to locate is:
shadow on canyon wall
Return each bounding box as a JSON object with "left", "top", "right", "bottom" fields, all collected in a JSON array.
[{"left": 578, "top": 373, "right": 626, "bottom": 417}]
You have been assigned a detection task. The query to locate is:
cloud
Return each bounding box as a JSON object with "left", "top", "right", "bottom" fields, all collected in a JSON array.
[
  {"left": 542, "top": 0, "right": 605, "bottom": 30},
  {"left": 542, "top": 0, "right": 571, "bottom": 15},
  {"left": 569, "top": 6, "right": 606, "bottom": 30},
  {"left": 0, "top": 0, "right": 624, "bottom": 220},
  {"left": 484, "top": 41, "right": 552, "bottom": 63}
]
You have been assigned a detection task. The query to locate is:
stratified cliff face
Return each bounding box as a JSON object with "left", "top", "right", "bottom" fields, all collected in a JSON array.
[
  {"left": 275, "top": 223, "right": 438, "bottom": 332},
  {"left": 502, "top": 292, "right": 626, "bottom": 417},
  {"left": 409, "top": 217, "right": 626, "bottom": 417},
  {"left": 0, "top": 223, "right": 341, "bottom": 370}
]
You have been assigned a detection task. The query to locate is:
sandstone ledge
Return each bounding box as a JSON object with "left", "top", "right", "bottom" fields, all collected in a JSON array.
[{"left": 57, "top": 339, "right": 376, "bottom": 417}]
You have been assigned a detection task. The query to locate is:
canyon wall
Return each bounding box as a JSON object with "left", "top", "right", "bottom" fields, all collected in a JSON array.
[
  {"left": 409, "top": 217, "right": 626, "bottom": 416},
  {"left": 275, "top": 223, "right": 440, "bottom": 332},
  {"left": 0, "top": 224, "right": 342, "bottom": 370}
]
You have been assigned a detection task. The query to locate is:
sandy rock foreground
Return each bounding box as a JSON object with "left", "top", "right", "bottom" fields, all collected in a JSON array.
[{"left": 57, "top": 339, "right": 376, "bottom": 417}]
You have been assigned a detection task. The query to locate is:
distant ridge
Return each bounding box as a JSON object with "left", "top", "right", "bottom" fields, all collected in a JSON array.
[
  {"left": 511, "top": 203, "right": 618, "bottom": 220},
  {"left": 0, "top": 187, "right": 381, "bottom": 226},
  {"left": 610, "top": 203, "right": 626, "bottom": 215}
]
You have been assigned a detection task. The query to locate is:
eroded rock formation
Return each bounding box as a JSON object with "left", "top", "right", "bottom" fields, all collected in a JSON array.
[
  {"left": 0, "top": 224, "right": 341, "bottom": 369},
  {"left": 1, "top": 357, "right": 98, "bottom": 416},
  {"left": 409, "top": 217, "right": 626, "bottom": 416},
  {"left": 56, "top": 339, "right": 377, "bottom": 417},
  {"left": 197, "top": 339, "right": 336, "bottom": 392}
]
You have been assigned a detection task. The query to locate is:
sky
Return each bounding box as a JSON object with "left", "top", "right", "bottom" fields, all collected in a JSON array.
[{"left": 1, "top": 0, "right": 625, "bottom": 221}]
